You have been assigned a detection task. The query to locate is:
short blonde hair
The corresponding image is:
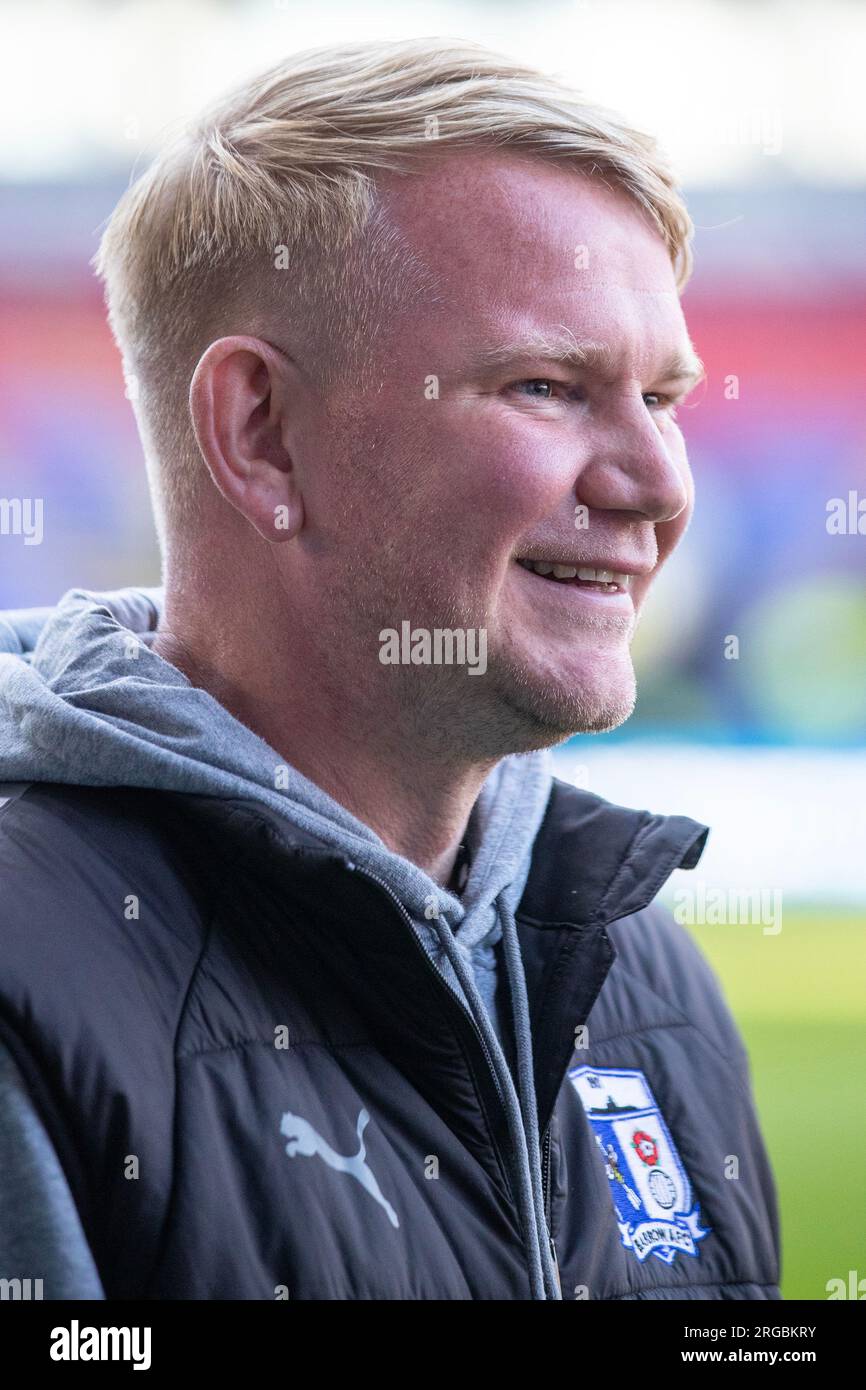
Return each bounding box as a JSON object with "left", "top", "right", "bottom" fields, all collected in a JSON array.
[{"left": 93, "top": 37, "right": 694, "bottom": 545}]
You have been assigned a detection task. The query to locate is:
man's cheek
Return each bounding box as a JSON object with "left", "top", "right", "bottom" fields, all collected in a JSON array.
[
  {"left": 656, "top": 493, "right": 694, "bottom": 564},
  {"left": 673, "top": 440, "right": 694, "bottom": 523},
  {"left": 666, "top": 422, "right": 691, "bottom": 480},
  {"left": 441, "top": 410, "right": 570, "bottom": 501}
]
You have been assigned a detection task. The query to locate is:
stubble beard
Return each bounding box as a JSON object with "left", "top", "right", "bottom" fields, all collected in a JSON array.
[{"left": 318, "top": 523, "right": 641, "bottom": 762}]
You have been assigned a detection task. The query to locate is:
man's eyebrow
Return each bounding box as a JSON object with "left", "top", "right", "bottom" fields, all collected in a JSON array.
[
  {"left": 656, "top": 347, "right": 706, "bottom": 388},
  {"left": 470, "top": 333, "right": 705, "bottom": 388}
]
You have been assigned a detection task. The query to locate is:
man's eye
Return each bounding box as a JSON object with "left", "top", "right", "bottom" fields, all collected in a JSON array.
[
  {"left": 644, "top": 392, "right": 678, "bottom": 417},
  {"left": 510, "top": 379, "right": 557, "bottom": 399},
  {"left": 508, "top": 382, "right": 679, "bottom": 416}
]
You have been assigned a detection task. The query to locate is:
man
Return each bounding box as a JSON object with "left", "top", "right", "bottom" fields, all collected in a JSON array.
[{"left": 0, "top": 38, "right": 779, "bottom": 1300}]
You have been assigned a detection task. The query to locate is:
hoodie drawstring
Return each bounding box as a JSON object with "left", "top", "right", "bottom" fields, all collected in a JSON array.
[
  {"left": 497, "top": 890, "right": 561, "bottom": 1298},
  {"left": 426, "top": 894, "right": 561, "bottom": 1300}
]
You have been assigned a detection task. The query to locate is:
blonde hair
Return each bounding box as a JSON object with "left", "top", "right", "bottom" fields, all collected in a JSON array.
[{"left": 93, "top": 37, "right": 694, "bottom": 545}]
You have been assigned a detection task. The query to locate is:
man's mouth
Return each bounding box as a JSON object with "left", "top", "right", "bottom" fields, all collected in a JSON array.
[{"left": 515, "top": 557, "right": 633, "bottom": 594}]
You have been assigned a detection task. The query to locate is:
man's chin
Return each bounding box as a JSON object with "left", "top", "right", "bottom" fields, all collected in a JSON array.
[{"left": 494, "top": 660, "right": 637, "bottom": 748}]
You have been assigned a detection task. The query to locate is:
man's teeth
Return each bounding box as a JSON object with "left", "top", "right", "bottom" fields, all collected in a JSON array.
[{"left": 517, "top": 558, "right": 631, "bottom": 589}]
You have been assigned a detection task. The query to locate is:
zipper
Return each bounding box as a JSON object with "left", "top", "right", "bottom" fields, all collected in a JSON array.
[
  {"left": 542, "top": 1126, "right": 553, "bottom": 1222},
  {"left": 349, "top": 861, "right": 544, "bottom": 1293},
  {"left": 541, "top": 1125, "right": 562, "bottom": 1298},
  {"left": 351, "top": 863, "right": 508, "bottom": 1111}
]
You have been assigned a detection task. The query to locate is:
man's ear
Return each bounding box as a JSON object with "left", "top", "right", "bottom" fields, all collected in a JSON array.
[{"left": 189, "top": 335, "right": 304, "bottom": 542}]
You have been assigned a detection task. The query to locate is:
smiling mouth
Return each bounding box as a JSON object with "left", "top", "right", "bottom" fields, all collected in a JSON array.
[{"left": 515, "top": 557, "right": 632, "bottom": 594}]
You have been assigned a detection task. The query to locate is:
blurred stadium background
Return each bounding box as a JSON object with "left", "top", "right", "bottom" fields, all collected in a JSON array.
[{"left": 0, "top": 0, "right": 863, "bottom": 1299}]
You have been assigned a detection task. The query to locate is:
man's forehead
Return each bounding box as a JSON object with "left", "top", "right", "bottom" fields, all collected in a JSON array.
[
  {"left": 382, "top": 150, "right": 677, "bottom": 295},
  {"left": 379, "top": 152, "right": 689, "bottom": 376}
]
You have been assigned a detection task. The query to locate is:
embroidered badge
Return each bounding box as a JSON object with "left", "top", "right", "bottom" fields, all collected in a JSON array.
[{"left": 569, "top": 1065, "right": 710, "bottom": 1265}]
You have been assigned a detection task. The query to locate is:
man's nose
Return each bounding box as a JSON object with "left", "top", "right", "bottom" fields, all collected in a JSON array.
[{"left": 574, "top": 406, "right": 690, "bottom": 525}]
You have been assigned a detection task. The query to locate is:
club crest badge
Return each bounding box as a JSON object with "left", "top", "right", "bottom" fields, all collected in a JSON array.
[{"left": 569, "top": 1065, "right": 711, "bottom": 1266}]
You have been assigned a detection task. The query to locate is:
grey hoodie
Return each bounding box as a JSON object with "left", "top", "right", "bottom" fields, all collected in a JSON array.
[{"left": 0, "top": 587, "right": 560, "bottom": 1298}]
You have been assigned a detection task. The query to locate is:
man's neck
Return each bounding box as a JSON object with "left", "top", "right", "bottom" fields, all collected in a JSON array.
[{"left": 152, "top": 623, "right": 495, "bottom": 886}]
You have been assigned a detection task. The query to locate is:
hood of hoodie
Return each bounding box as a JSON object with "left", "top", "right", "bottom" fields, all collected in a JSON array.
[{"left": 0, "top": 586, "right": 553, "bottom": 1003}]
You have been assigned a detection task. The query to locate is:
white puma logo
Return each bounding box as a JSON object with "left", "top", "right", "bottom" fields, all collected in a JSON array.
[{"left": 279, "top": 1107, "right": 399, "bottom": 1228}]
